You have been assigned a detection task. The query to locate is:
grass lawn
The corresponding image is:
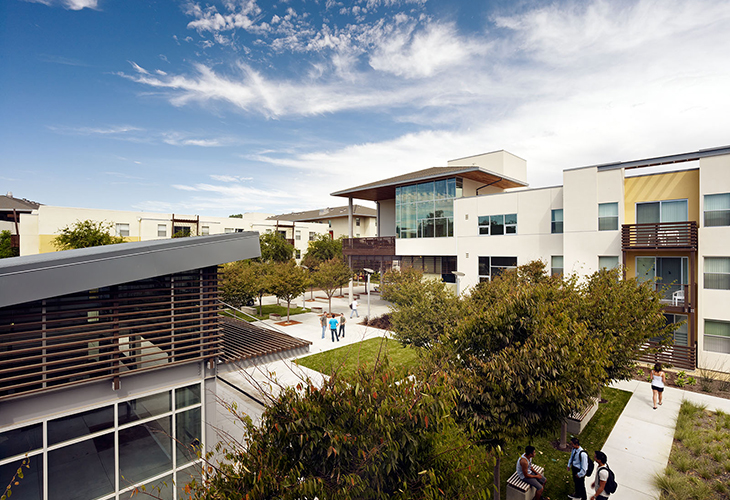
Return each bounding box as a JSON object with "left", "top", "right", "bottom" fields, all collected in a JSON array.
[
  {"left": 656, "top": 401, "right": 730, "bottom": 499},
  {"left": 223, "top": 304, "right": 309, "bottom": 322},
  {"left": 294, "top": 337, "right": 421, "bottom": 379},
  {"left": 499, "top": 387, "right": 632, "bottom": 500}
]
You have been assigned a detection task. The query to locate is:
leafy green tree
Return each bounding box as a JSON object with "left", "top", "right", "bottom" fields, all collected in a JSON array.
[
  {"left": 312, "top": 258, "right": 352, "bottom": 313},
  {"left": 268, "top": 261, "right": 308, "bottom": 321},
  {"left": 380, "top": 267, "right": 426, "bottom": 305},
  {"left": 229, "top": 213, "right": 243, "bottom": 218},
  {"left": 220, "top": 260, "right": 263, "bottom": 311},
  {"left": 52, "top": 220, "right": 125, "bottom": 250},
  {"left": 259, "top": 232, "right": 294, "bottom": 263},
  {"left": 0, "top": 230, "right": 19, "bottom": 259},
  {"left": 190, "top": 362, "right": 494, "bottom": 500},
  {"left": 301, "top": 234, "right": 344, "bottom": 268}
]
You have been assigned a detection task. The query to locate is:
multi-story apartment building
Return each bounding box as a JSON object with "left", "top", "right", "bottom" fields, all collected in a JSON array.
[
  {"left": 17, "top": 206, "right": 329, "bottom": 262},
  {"left": 0, "top": 233, "right": 311, "bottom": 500},
  {"left": 333, "top": 147, "right": 730, "bottom": 371},
  {"left": 268, "top": 205, "right": 377, "bottom": 239}
]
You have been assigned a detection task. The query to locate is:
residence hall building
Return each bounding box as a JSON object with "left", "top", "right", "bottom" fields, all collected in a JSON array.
[
  {"left": 332, "top": 146, "right": 730, "bottom": 372},
  {"left": 268, "top": 205, "right": 377, "bottom": 239},
  {"left": 17, "top": 205, "right": 328, "bottom": 262},
  {"left": 0, "top": 233, "right": 311, "bottom": 500}
]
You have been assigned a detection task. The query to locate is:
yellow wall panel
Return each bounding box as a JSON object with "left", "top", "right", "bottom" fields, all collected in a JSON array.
[{"left": 624, "top": 169, "right": 699, "bottom": 224}]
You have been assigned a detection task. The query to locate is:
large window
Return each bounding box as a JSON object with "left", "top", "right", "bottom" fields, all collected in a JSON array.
[
  {"left": 636, "top": 256, "right": 688, "bottom": 301},
  {"left": 551, "top": 256, "right": 563, "bottom": 277},
  {"left": 396, "top": 178, "right": 462, "bottom": 238},
  {"left": 0, "top": 384, "right": 202, "bottom": 500},
  {"left": 637, "top": 199, "right": 688, "bottom": 223},
  {"left": 599, "top": 256, "right": 619, "bottom": 270},
  {"left": 705, "top": 320, "right": 730, "bottom": 354},
  {"left": 598, "top": 203, "right": 618, "bottom": 231},
  {"left": 478, "top": 256, "right": 517, "bottom": 282},
  {"left": 704, "top": 193, "right": 730, "bottom": 226},
  {"left": 399, "top": 256, "right": 457, "bottom": 282},
  {"left": 116, "top": 223, "right": 130, "bottom": 237},
  {"left": 704, "top": 257, "right": 730, "bottom": 290},
  {"left": 157, "top": 224, "right": 167, "bottom": 237},
  {"left": 478, "top": 214, "right": 517, "bottom": 236},
  {"left": 665, "top": 314, "right": 688, "bottom": 346},
  {"left": 551, "top": 209, "right": 563, "bottom": 234}
]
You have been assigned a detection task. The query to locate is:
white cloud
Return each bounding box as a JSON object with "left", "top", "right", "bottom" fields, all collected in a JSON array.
[
  {"left": 24, "top": 0, "right": 98, "bottom": 10},
  {"left": 210, "top": 174, "right": 254, "bottom": 182}
]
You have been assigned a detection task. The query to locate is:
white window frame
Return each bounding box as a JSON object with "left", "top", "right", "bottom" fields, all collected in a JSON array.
[
  {"left": 201, "top": 225, "right": 210, "bottom": 235},
  {"left": 704, "top": 193, "right": 730, "bottom": 227},
  {"left": 157, "top": 224, "right": 167, "bottom": 238},
  {"left": 598, "top": 203, "right": 619, "bottom": 231},
  {"left": 116, "top": 223, "right": 130, "bottom": 237},
  {"left": 704, "top": 319, "right": 730, "bottom": 354},
  {"left": 704, "top": 257, "right": 730, "bottom": 290}
]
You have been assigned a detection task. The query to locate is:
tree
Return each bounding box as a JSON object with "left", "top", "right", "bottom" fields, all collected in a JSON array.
[
  {"left": 220, "top": 260, "right": 263, "bottom": 311},
  {"left": 301, "top": 234, "right": 344, "bottom": 268},
  {"left": 190, "top": 362, "right": 494, "bottom": 500},
  {"left": 51, "top": 220, "right": 125, "bottom": 250},
  {"left": 0, "top": 230, "right": 19, "bottom": 259},
  {"left": 312, "top": 258, "right": 352, "bottom": 314},
  {"left": 259, "top": 232, "right": 294, "bottom": 263},
  {"left": 380, "top": 267, "right": 426, "bottom": 305},
  {"left": 268, "top": 261, "right": 308, "bottom": 321}
]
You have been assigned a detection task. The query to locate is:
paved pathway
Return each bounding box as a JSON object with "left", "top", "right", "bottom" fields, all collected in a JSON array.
[{"left": 604, "top": 378, "right": 730, "bottom": 500}]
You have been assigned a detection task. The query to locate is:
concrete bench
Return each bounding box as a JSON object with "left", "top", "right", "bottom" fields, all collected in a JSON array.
[
  {"left": 507, "top": 464, "right": 544, "bottom": 500},
  {"left": 566, "top": 397, "right": 600, "bottom": 435},
  {"left": 310, "top": 306, "right": 323, "bottom": 314},
  {"left": 268, "top": 313, "right": 282, "bottom": 321}
]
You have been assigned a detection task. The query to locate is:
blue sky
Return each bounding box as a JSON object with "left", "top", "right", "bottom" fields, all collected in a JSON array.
[{"left": 1, "top": 0, "right": 729, "bottom": 217}]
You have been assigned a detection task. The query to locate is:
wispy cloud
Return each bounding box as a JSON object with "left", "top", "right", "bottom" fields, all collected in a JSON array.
[
  {"left": 24, "top": 0, "right": 99, "bottom": 10},
  {"left": 48, "top": 123, "right": 234, "bottom": 148},
  {"left": 210, "top": 174, "right": 254, "bottom": 182}
]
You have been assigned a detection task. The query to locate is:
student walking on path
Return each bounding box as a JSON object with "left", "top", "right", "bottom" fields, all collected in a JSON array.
[
  {"left": 350, "top": 298, "right": 359, "bottom": 318},
  {"left": 651, "top": 363, "right": 666, "bottom": 409}
]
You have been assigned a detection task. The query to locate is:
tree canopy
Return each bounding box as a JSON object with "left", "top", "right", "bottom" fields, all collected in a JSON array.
[
  {"left": 51, "top": 220, "right": 125, "bottom": 250},
  {"left": 312, "top": 258, "right": 352, "bottom": 313},
  {"left": 302, "top": 234, "right": 343, "bottom": 268},
  {"left": 0, "top": 230, "right": 19, "bottom": 259},
  {"left": 268, "top": 261, "right": 308, "bottom": 321},
  {"left": 220, "top": 260, "right": 269, "bottom": 314},
  {"left": 259, "top": 232, "right": 294, "bottom": 263}
]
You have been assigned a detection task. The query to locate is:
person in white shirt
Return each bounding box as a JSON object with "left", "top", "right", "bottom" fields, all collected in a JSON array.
[
  {"left": 591, "top": 451, "right": 612, "bottom": 499},
  {"left": 350, "top": 298, "right": 359, "bottom": 318}
]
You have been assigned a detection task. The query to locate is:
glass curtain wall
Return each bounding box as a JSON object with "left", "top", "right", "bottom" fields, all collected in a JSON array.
[{"left": 396, "top": 178, "right": 462, "bottom": 238}]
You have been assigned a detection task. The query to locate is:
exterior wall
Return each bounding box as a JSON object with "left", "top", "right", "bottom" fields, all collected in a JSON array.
[
  {"left": 447, "top": 150, "right": 528, "bottom": 184},
  {"left": 624, "top": 169, "right": 700, "bottom": 224},
  {"left": 327, "top": 216, "right": 377, "bottom": 238},
  {"left": 563, "top": 167, "right": 624, "bottom": 278},
  {"left": 396, "top": 236, "right": 456, "bottom": 258},
  {"left": 698, "top": 154, "right": 730, "bottom": 370},
  {"left": 378, "top": 199, "right": 396, "bottom": 237},
  {"left": 18, "top": 206, "right": 328, "bottom": 261}
]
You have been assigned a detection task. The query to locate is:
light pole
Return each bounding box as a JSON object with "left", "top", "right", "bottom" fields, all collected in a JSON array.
[
  {"left": 363, "top": 268, "right": 374, "bottom": 320},
  {"left": 452, "top": 270, "right": 465, "bottom": 296}
]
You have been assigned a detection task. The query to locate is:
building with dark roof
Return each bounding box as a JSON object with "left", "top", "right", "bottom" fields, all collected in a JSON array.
[{"left": 269, "top": 204, "right": 377, "bottom": 239}]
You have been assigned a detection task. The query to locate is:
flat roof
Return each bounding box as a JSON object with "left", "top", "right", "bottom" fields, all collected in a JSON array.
[
  {"left": 268, "top": 204, "right": 376, "bottom": 222},
  {"left": 569, "top": 145, "right": 730, "bottom": 172},
  {"left": 331, "top": 166, "right": 527, "bottom": 201},
  {"left": 0, "top": 232, "right": 261, "bottom": 308}
]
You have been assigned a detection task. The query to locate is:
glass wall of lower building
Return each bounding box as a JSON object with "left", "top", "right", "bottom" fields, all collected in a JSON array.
[{"left": 0, "top": 382, "right": 203, "bottom": 500}]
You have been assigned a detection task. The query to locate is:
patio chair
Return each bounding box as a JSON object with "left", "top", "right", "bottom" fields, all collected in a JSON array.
[{"left": 672, "top": 289, "right": 684, "bottom": 306}]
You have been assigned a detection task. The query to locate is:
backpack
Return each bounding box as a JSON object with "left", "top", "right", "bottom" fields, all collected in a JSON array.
[
  {"left": 349, "top": 302, "right": 353, "bottom": 309},
  {"left": 599, "top": 466, "right": 618, "bottom": 494},
  {"left": 580, "top": 450, "right": 595, "bottom": 477}
]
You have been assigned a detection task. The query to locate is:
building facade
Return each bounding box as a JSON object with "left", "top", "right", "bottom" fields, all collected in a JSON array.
[
  {"left": 268, "top": 205, "right": 377, "bottom": 239},
  {"left": 333, "top": 147, "right": 730, "bottom": 371}
]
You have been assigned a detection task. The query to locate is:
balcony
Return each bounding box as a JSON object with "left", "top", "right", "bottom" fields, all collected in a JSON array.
[
  {"left": 644, "top": 282, "right": 694, "bottom": 314},
  {"left": 342, "top": 236, "right": 396, "bottom": 256},
  {"left": 622, "top": 221, "right": 697, "bottom": 251}
]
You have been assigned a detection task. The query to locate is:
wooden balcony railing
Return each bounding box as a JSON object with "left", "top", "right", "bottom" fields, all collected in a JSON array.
[
  {"left": 622, "top": 221, "right": 697, "bottom": 251},
  {"left": 0, "top": 267, "right": 221, "bottom": 401},
  {"left": 342, "top": 236, "right": 396, "bottom": 256},
  {"left": 644, "top": 283, "right": 693, "bottom": 313},
  {"left": 637, "top": 341, "right": 696, "bottom": 370}
]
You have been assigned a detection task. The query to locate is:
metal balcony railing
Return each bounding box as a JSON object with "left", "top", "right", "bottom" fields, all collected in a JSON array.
[
  {"left": 622, "top": 221, "right": 697, "bottom": 251},
  {"left": 342, "top": 236, "right": 396, "bottom": 256}
]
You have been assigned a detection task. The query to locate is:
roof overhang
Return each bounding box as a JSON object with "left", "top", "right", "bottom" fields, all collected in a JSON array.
[
  {"left": 331, "top": 167, "right": 527, "bottom": 202},
  {"left": 574, "top": 145, "right": 730, "bottom": 172},
  {"left": 0, "top": 232, "right": 261, "bottom": 308}
]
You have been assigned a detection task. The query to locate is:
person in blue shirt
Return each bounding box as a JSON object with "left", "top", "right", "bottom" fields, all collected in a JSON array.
[
  {"left": 567, "top": 437, "right": 588, "bottom": 500},
  {"left": 328, "top": 314, "right": 340, "bottom": 342}
]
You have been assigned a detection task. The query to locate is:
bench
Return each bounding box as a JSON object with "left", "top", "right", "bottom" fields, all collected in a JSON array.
[
  {"left": 268, "top": 313, "right": 282, "bottom": 321},
  {"left": 310, "top": 306, "right": 323, "bottom": 314},
  {"left": 566, "top": 397, "right": 600, "bottom": 435},
  {"left": 507, "top": 464, "right": 544, "bottom": 500}
]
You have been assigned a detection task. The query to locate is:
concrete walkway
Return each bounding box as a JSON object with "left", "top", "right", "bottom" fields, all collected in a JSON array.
[{"left": 604, "top": 378, "right": 730, "bottom": 500}]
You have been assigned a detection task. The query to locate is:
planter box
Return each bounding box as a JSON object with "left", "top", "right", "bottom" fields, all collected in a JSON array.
[{"left": 566, "top": 397, "right": 600, "bottom": 435}]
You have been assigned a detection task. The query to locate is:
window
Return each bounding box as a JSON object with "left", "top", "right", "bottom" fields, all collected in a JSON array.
[
  {"left": 396, "top": 177, "right": 461, "bottom": 239},
  {"left": 201, "top": 225, "right": 209, "bottom": 235},
  {"left": 295, "top": 230, "right": 301, "bottom": 241},
  {"left": 636, "top": 256, "right": 688, "bottom": 301},
  {"left": 704, "top": 193, "right": 730, "bottom": 226},
  {"left": 598, "top": 203, "right": 618, "bottom": 231},
  {"left": 665, "top": 314, "right": 688, "bottom": 346},
  {"left": 295, "top": 249, "right": 301, "bottom": 259},
  {"left": 478, "top": 256, "right": 517, "bottom": 282},
  {"left": 173, "top": 226, "right": 191, "bottom": 237},
  {"left": 478, "top": 214, "right": 517, "bottom": 236},
  {"left": 637, "top": 199, "right": 688, "bottom": 223},
  {"left": 328, "top": 220, "right": 332, "bottom": 228},
  {"left": 704, "top": 257, "right": 730, "bottom": 290},
  {"left": 355, "top": 217, "right": 361, "bottom": 226},
  {"left": 551, "top": 256, "right": 563, "bottom": 277},
  {"left": 224, "top": 228, "right": 234, "bottom": 234},
  {"left": 704, "top": 320, "right": 730, "bottom": 354},
  {"left": 116, "top": 223, "right": 130, "bottom": 237},
  {"left": 551, "top": 209, "right": 563, "bottom": 234},
  {"left": 157, "top": 224, "right": 167, "bottom": 237},
  {"left": 309, "top": 231, "right": 316, "bottom": 241},
  {"left": 599, "top": 256, "right": 619, "bottom": 270}
]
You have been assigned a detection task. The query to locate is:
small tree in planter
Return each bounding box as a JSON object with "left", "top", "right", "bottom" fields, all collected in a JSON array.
[
  {"left": 268, "top": 261, "right": 308, "bottom": 322},
  {"left": 312, "top": 258, "right": 352, "bottom": 314}
]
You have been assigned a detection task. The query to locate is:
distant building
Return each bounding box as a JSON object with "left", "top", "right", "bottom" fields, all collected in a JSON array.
[
  {"left": 0, "top": 193, "right": 42, "bottom": 251},
  {"left": 268, "top": 205, "right": 377, "bottom": 239},
  {"left": 332, "top": 146, "right": 730, "bottom": 372}
]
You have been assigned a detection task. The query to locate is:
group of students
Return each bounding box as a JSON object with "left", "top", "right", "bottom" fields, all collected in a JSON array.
[
  {"left": 517, "top": 437, "right": 617, "bottom": 500},
  {"left": 320, "top": 312, "right": 346, "bottom": 342}
]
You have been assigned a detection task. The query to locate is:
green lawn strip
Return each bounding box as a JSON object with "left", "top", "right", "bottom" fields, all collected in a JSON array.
[
  {"left": 656, "top": 401, "right": 730, "bottom": 499},
  {"left": 222, "top": 304, "right": 309, "bottom": 322},
  {"left": 294, "top": 337, "right": 421, "bottom": 379},
  {"left": 500, "top": 387, "right": 632, "bottom": 500}
]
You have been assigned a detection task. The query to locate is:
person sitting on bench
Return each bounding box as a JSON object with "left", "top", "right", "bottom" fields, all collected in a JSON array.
[{"left": 517, "top": 445, "right": 548, "bottom": 499}]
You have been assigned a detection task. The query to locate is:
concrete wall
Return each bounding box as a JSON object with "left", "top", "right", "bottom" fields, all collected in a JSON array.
[
  {"left": 447, "top": 150, "right": 528, "bottom": 184},
  {"left": 379, "top": 199, "right": 396, "bottom": 237}
]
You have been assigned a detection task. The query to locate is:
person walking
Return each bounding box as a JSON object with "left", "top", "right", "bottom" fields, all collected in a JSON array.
[
  {"left": 651, "top": 363, "right": 666, "bottom": 409},
  {"left": 516, "top": 446, "right": 548, "bottom": 500},
  {"left": 319, "top": 312, "right": 327, "bottom": 339},
  {"left": 339, "top": 313, "right": 346, "bottom": 338},
  {"left": 328, "top": 313, "right": 340, "bottom": 342},
  {"left": 567, "top": 437, "right": 588, "bottom": 500},
  {"left": 350, "top": 298, "right": 359, "bottom": 318},
  {"left": 591, "top": 451, "right": 613, "bottom": 500}
]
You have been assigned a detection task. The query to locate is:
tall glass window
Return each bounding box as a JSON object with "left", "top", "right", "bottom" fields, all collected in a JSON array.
[
  {"left": 704, "top": 193, "right": 730, "bottom": 227},
  {"left": 551, "top": 209, "right": 563, "bottom": 234},
  {"left": 598, "top": 203, "right": 619, "bottom": 231},
  {"left": 551, "top": 256, "right": 563, "bottom": 277},
  {"left": 637, "top": 199, "right": 688, "bottom": 223},
  {"left": 704, "top": 320, "right": 730, "bottom": 354},
  {"left": 704, "top": 257, "right": 730, "bottom": 290},
  {"left": 396, "top": 178, "right": 461, "bottom": 238}
]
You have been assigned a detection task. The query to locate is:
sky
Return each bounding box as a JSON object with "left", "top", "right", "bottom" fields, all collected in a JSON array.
[{"left": 1, "top": 0, "right": 729, "bottom": 217}]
